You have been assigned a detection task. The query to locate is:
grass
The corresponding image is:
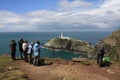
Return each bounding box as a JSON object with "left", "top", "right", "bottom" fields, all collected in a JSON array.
[
  {"left": 0, "top": 54, "right": 29, "bottom": 80},
  {"left": 111, "top": 61, "right": 120, "bottom": 67},
  {"left": 0, "top": 54, "right": 13, "bottom": 66}
]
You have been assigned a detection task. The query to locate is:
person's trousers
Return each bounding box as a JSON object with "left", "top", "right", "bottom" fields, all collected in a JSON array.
[
  {"left": 28, "top": 54, "right": 32, "bottom": 64},
  {"left": 33, "top": 56, "right": 40, "bottom": 66},
  {"left": 23, "top": 50, "right": 28, "bottom": 62},
  {"left": 11, "top": 51, "right": 16, "bottom": 60}
]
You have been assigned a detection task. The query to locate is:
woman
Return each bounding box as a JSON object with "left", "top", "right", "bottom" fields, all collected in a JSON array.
[
  {"left": 22, "top": 40, "right": 28, "bottom": 62},
  {"left": 27, "top": 42, "right": 34, "bottom": 64}
]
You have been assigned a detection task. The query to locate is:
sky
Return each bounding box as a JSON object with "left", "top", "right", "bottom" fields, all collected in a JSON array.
[{"left": 0, "top": 0, "right": 120, "bottom": 32}]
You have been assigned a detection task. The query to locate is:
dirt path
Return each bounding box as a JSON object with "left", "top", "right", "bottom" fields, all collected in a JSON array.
[{"left": 8, "top": 59, "right": 120, "bottom": 80}]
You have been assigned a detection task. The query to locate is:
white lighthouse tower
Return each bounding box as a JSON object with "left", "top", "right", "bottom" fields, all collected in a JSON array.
[{"left": 59, "top": 33, "right": 70, "bottom": 40}]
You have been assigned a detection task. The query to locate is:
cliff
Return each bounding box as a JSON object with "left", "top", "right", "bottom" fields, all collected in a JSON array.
[
  {"left": 100, "top": 29, "right": 120, "bottom": 62},
  {"left": 104, "top": 29, "right": 120, "bottom": 47},
  {"left": 44, "top": 38, "right": 94, "bottom": 54}
]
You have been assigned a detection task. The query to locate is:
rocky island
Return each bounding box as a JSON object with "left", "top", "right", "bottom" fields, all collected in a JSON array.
[{"left": 44, "top": 33, "right": 94, "bottom": 54}]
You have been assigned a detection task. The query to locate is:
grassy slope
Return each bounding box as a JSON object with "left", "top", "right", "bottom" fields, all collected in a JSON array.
[{"left": 0, "top": 54, "right": 28, "bottom": 80}]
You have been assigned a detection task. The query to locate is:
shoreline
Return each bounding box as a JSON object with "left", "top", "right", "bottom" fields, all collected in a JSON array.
[{"left": 43, "top": 46, "right": 88, "bottom": 54}]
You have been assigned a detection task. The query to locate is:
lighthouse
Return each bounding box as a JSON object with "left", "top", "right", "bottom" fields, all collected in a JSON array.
[{"left": 59, "top": 33, "right": 70, "bottom": 40}]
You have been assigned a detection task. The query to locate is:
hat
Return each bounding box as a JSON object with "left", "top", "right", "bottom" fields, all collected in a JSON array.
[{"left": 36, "top": 41, "right": 40, "bottom": 44}]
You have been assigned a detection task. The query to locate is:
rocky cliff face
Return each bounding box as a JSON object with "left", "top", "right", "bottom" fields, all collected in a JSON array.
[
  {"left": 101, "top": 29, "right": 120, "bottom": 62},
  {"left": 104, "top": 29, "right": 120, "bottom": 47},
  {"left": 44, "top": 38, "right": 94, "bottom": 54}
]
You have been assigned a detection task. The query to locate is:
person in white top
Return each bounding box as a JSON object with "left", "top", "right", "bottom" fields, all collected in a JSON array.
[
  {"left": 22, "top": 40, "right": 28, "bottom": 62},
  {"left": 27, "top": 42, "right": 34, "bottom": 64}
]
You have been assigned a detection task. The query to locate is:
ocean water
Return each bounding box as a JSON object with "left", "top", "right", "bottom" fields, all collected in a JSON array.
[{"left": 0, "top": 31, "right": 112, "bottom": 60}]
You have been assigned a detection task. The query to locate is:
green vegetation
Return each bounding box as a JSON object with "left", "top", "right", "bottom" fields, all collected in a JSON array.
[
  {"left": 109, "top": 48, "right": 118, "bottom": 61},
  {"left": 0, "top": 54, "right": 28, "bottom": 80},
  {"left": 0, "top": 54, "right": 12, "bottom": 65},
  {"left": 106, "top": 46, "right": 120, "bottom": 62},
  {"left": 111, "top": 61, "right": 120, "bottom": 67},
  {"left": 0, "top": 69, "right": 28, "bottom": 80},
  {"left": 54, "top": 38, "right": 69, "bottom": 46}
]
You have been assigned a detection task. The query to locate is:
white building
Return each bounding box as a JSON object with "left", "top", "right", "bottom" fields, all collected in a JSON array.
[{"left": 59, "top": 33, "right": 70, "bottom": 40}]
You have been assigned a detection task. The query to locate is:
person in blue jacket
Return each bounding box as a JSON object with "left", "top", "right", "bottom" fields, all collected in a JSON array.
[{"left": 33, "top": 41, "right": 41, "bottom": 66}]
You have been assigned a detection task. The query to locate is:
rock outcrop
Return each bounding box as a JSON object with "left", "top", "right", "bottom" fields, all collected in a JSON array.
[
  {"left": 104, "top": 29, "right": 120, "bottom": 47},
  {"left": 97, "top": 29, "right": 120, "bottom": 62},
  {"left": 44, "top": 38, "right": 94, "bottom": 54}
]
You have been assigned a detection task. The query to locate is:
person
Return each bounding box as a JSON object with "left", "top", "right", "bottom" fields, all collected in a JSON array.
[
  {"left": 18, "top": 38, "right": 24, "bottom": 60},
  {"left": 96, "top": 40, "right": 105, "bottom": 64},
  {"left": 22, "top": 40, "right": 28, "bottom": 62},
  {"left": 33, "top": 41, "right": 41, "bottom": 66},
  {"left": 97, "top": 45, "right": 106, "bottom": 67},
  {"left": 27, "top": 42, "right": 34, "bottom": 64},
  {"left": 9, "top": 39, "right": 17, "bottom": 60},
  {"left": 100, "top": 45, "right": 106, "bottom": 63}
]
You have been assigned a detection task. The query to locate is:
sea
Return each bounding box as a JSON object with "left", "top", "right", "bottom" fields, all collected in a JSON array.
[{"left": 0, "top": 31, "right": 112, "bottom": 60}]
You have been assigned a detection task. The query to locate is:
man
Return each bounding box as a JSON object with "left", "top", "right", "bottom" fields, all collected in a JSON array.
[
  {"left": 18, "top": 38, "right": 24, "bottom": 59},
  {"left": 100, "top": 46, "right": 106, "bottom": 63},
  {"left": 9, "top": 39, "right": 17, "bottom": 60},
  {"left": 97, "top": 45, "right": 106, "bottom": 67},
  {"left": 33, "top": 41, "right": 41, "bottom": 66}
]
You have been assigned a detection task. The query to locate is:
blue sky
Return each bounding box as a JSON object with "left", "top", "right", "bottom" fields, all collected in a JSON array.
[
  {"left": 0, "top": 0, "right": 120, "bottom": 32},
  {"left": 0, "top": 0, "right": 60, "bottom": 13},
  {"left": 0, "top": 0, "right": 99, "bottom": 13}
]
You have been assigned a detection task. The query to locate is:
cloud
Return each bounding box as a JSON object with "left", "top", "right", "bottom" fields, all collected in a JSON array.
[
  {"left": 0, "top": 0, "right": 120, "bottom": 32},
  {"left": 101, "top": 0, "right": 120, "bottom": 10},
  {"left": 0, "top": 11, "right": 35, "bottom": 31},
  {"left": 58, "top": 0, "right": 93, "bottom": 11}
]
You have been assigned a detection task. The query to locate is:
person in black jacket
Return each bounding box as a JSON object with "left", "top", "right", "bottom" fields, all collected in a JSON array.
[
  {"left": 100, "top": 46, "right": 106, "bottom": 63},
  {"left": 97, "top": 45, "right": 106, "bottom": 67},
  {"left": 18, "top": 38, "right": 24, "bottom": 60},
  {"left": 9, "top": 39, "right": 17, "bottom": 60}
]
